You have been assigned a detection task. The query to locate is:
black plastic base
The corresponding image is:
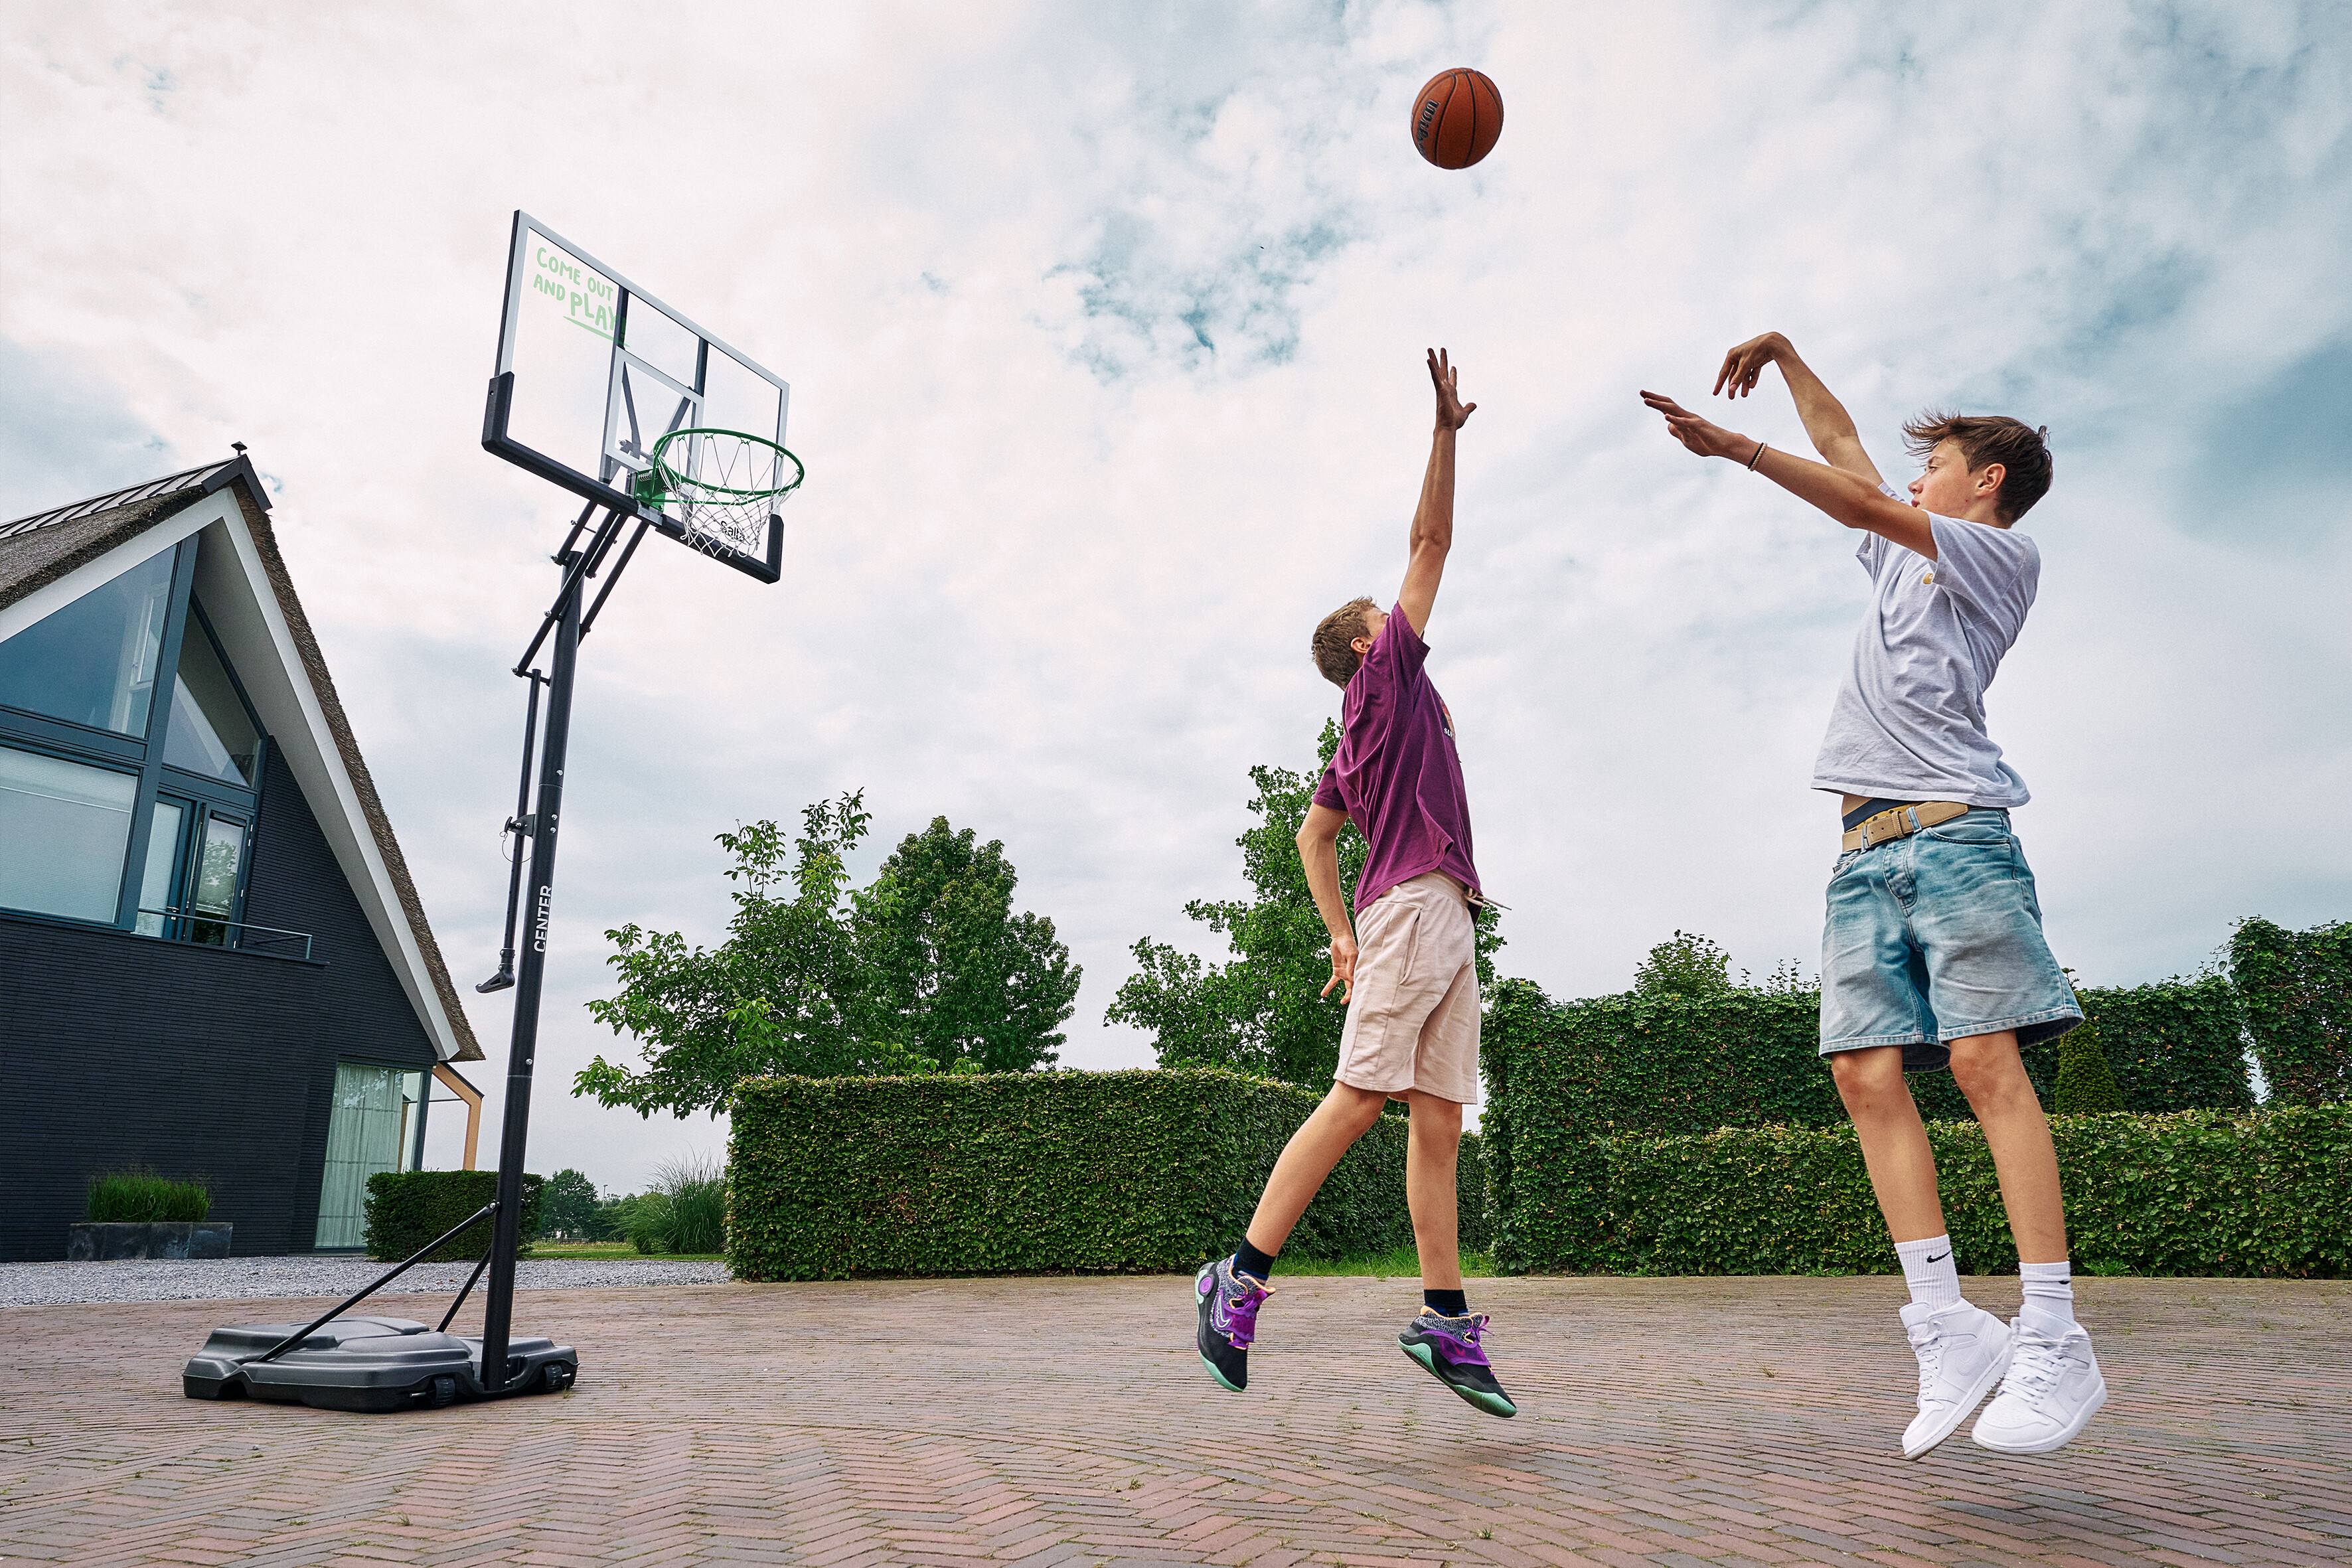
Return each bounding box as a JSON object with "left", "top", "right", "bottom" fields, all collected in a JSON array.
[{"left": 183, "top": 1316, "right": 577, "bottom": 1413}]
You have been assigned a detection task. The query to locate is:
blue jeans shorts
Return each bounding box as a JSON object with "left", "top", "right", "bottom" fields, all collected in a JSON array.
[{"left": 1819, "top": 807, "right": 2081, "bottom": 1072}]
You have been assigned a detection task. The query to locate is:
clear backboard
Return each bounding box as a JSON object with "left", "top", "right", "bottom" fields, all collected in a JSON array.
[{"left": 483, "top": 211, "right": 793, "bottom": 582}]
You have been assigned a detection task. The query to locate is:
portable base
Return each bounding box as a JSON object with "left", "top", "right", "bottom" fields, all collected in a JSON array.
[{"left": 183, "top": 1316, "right": 577, "bottom": 1413}]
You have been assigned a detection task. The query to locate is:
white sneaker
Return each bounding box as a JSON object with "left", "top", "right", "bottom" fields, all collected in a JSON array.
[
  {"left": 1972, "top": 1310, "right": 2106, "bottom": 1454},
  {"left": 1899, "top": 1298, "right": 2013, "bottom": 1459}
]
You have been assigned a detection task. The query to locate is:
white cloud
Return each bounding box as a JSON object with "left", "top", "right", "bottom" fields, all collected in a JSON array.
[{"left": 5, "top": 0, "right": 2346, "bottom": 1190}]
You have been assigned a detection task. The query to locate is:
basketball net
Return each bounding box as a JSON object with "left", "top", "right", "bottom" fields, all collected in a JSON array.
[{"left": 641, "top": 428, "right": 803, "bottom": 561}]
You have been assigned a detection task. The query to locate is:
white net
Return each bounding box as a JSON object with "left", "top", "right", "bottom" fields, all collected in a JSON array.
[{"left": 645, "top": 429, "right": 802, "bottom": 560}]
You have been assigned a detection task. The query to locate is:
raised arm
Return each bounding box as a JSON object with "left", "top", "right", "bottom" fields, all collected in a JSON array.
[
  {"left": 1715, "top": 332, "right": 1883, "bottom": 486},
  {"left": 1638, "top": 389, "right": 1938, "bottom": 560},
  {"left": 1397, "top": 348, "right": 1475, "bottom": 635}
]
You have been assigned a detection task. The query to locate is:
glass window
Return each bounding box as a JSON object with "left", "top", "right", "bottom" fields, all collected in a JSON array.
[
  {"left": 315, "top": 1064, "right": 427, "bottom": 1249},
  {"left": 161, "top": 619, "right": 261, "bottom": 784},
  {"left": 0, "top": 744, "right": 137, "bottom": 921},
  {"left": 185, "top": 813, "right": 247, "bottom": 946},
  {"left": 0, "top": 548, "right": 175, "bottom": 736},
  {"left": 135, "top": 799, "right": 187, "bottom": 935}
]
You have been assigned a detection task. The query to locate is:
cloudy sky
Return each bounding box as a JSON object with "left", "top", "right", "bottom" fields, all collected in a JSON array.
[{"left": 5, "top": 1, "right": 2346, "bottom": 1191}]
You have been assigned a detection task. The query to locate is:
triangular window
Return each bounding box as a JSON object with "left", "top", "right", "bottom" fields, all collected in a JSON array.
[
  {"left": 161, "top": 611, "right": 262, "bottom": 785},
  {"left": 0, "top": 547, "right": 175, "bottom": 737}
]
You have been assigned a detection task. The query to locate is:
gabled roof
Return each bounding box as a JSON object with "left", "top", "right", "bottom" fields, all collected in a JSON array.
[{"left": 1, "top": 457, "right": 485, "bottom": 1063}]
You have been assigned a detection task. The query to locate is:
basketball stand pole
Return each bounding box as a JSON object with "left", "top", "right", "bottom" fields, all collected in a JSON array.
[{"left": 477, "top": 503, "right": 639, "bottom": 1391}]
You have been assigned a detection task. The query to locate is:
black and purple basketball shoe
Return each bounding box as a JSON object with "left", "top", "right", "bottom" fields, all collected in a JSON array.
[
  {"left": 1194, "top": 1257, "right": 1271, "bottom": 1392},
  {"left": 1399, "top": 1309, "right": 1517, "bottom": 1417}
]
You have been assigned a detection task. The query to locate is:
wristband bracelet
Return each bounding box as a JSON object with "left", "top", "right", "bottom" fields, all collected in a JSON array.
[{"left": 1747, "top": 441, "right": 1768, "bottom": 471}]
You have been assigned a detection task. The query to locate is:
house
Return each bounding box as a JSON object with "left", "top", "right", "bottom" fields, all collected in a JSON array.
[{"left": 0, "top": 455, "right": 487, "bottom": 1261}]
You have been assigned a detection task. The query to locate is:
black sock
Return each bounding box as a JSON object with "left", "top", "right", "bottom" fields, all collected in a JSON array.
[
  {"left": 1423, "top": 1288, "right": 1468, "bottom": 1317},
  {"left": 1233, "top": 1238, "right": 1276, "bottom": 1281}
]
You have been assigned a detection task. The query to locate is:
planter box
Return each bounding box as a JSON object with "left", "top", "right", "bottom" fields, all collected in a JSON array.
[{"left": 68, "top": 1222, "right": 233, "bottom": 1261}]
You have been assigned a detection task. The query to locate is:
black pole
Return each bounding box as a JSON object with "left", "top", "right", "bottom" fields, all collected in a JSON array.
[
  {"left": 477, "top": 556, "right": 583, "bottom": 1391},
  {"left": 477, "top": 671, "right": 544, "bottom": 994}
]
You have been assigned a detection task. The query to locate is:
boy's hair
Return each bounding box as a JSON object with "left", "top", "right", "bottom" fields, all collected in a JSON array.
[
  {"left": 1312, "top": 597, "right": 1379, "bottom": 688},
  {"left": 1902, "top": 411, "right": 2054, "bottom": 522}
]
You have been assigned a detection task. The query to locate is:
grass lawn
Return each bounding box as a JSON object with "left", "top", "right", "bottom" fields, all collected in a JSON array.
[
  {"left": 525, "top": 1241, "right": 1492, "bottom": 1276},
  {"left": 1275, "top": 1245, "right": 1496, "bottom": 1279},
  {"left": 530, "top": 1241, "right": 728, "bottom": 1262}
]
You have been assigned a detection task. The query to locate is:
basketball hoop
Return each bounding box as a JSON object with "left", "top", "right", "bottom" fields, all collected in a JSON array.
[{"left": 635, "top": 427, "right": 805, "bottom": 560}]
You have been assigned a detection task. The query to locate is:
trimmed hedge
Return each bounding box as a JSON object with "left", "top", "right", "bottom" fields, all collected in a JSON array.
[
  {"left": 1512, "top": 1107, "right": 2346, "bottom": 1278},
  {"left": 364, "top": 1171, "right": 544, "bottom": 1263},
  {"left": 728, "top": 1067, "right": 1490, "bottom": 1281},
  {"left": 2233, "top": 917, "right": 2351, "bottom": 1106},
  {"left": 2080, "top": 975, "right": 2252, "bottom": 1111}
]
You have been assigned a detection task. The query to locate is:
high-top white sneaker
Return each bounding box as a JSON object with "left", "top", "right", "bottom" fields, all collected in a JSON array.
[
  {"left": 1899, "top": 1298, "right": 2013, "bottom": 1459},
  {"left": 1972, "top": 1310, "right": 2106, "bottom": 1454}
]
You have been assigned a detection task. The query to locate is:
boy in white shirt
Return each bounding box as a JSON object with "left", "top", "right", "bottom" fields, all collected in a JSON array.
[{"left": 1640, "top": 334, "right": 2105, "bottom": 1460}]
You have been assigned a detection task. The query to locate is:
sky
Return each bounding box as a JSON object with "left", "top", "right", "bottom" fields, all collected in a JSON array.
[{"left": 4, "top": 1, "right": 2347, "bottom": 1194}]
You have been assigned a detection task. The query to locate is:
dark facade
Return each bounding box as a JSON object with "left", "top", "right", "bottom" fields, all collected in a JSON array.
[{"left": 1, "top": 462, "right": 480, "bottom": 1261}]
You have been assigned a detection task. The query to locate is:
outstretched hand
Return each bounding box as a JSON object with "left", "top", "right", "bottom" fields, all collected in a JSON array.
[
  {"left": 1429, "top": 348, "right": 1476, "bottom": 431},
  {"left": 1640, "top": 390, "right": 1753, "bottom": 461},
  {"left": 1712, "top": 331, "right": 1787, "bottom": 399}
]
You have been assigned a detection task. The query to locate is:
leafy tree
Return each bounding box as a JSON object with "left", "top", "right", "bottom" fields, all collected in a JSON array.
[
  {"left": 537, "top": 1168, "right": 601, "bottom": 1238},
  {"left": 1632, "top": 930, "right": 1736, "bottom": 998},
  {"left": 1109, "top": 720, "right": 1503, "bottom": 1087},
  {"left": 575, "top": 792, "right": 1079, "bottom": 1117},
  {"left": 856, "top": 817, "right": 1083, "bottom": 1072}
]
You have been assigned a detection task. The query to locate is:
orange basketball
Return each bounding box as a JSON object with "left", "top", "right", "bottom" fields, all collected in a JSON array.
[{"left": 1410, "top": 68, "right": 1504, "bottom": 169}]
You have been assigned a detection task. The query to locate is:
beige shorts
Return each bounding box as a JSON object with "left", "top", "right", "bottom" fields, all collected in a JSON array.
[{"left": 1335, "top": 872, "right": 1480, "bottom": 1105}]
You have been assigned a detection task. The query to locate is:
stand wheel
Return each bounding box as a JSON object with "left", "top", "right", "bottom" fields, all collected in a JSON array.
[
  {"left": 430, "top": 1375, "right": 458, "bottom": 1408},
  {"left": 540, "top": 1362, "right": 570, "bottom": 1393}
]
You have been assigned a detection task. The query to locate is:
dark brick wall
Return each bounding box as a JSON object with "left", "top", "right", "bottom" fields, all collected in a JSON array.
[{"left": 0, "top": 749, "right": 440, "bottom": 1261}]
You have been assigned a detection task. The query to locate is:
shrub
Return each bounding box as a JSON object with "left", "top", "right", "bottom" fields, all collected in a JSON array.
[
  {"left": 728, "top": 1066, "right": 1490, "bottom": 1281},
  {"left": 2079, "top": 975, "right": 2252, "bottom": 1111},
  {"left": 2232, "top": 917, "right": 2351, "bottom": 1106},
  {"left": 364, "top": 1172, "right": 544, "bottom": 1262},
  {"left": 86, "top": 1169, "right": 210, "bottom": 1223},
  {"left": 1505, "top": 1107, "right": 2346, "bottom": 1278},
  {"left": 2053, "top": 1014, "right": 2126, "bottom": 1113},
  {"left": 615, "top": 1155, "right": 730, "bottom": 1255}
]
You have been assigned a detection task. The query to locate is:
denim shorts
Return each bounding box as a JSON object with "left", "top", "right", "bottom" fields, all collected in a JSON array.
[{"left": 1819, "top": 807, "right": 2081, "bottom": 1071}]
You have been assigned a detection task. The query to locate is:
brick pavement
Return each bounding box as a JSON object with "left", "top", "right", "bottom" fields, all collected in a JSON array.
[{"left": 1, "top": 1274, "right": 2345, "bottom": 1567}]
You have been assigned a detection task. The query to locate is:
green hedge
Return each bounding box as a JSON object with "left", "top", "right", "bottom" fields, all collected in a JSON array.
[
  {"left": 364, "top": 1171, "right": 544, "bottom": 1262},
  {"left": 728, "top": 1067, "right": 1490, "bottom": 1281},
  {"left": 2233, "top": 917, "right": 2351, "bottom": 1106},
  {"left": 1502, "top": 1107, "right": 2346, "bottom": 1277},
  {"left": 2080, "top": 976, "right": 2252, "bottom": 1111}
]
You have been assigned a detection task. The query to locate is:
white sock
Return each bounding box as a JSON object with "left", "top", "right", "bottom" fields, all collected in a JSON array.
[
  {"left": 2019, "top": 1260, "right": 2075, "bottom": 1327},
  {"left": 1895, "top": 1234, "right": 1961, "bottom": 1308}
]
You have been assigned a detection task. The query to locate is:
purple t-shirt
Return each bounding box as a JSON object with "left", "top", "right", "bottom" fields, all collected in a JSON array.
[{"left": 1312, "top": 604, "right": 1480, "bottom": 912}]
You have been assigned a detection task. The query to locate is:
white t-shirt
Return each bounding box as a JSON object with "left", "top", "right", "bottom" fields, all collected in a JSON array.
[{"left": 1811, "top": 485, "right": 2039, "bottom": 807}]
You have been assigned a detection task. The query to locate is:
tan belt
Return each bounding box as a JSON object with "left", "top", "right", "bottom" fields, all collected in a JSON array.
[{"left": 1842, "top": 801, "right": 1970, "bottom": 852}]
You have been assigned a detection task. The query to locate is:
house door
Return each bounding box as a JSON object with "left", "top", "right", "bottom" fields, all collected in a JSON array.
[{"left": 313, "top": 1063, "right": 426, "bottom": 1249}]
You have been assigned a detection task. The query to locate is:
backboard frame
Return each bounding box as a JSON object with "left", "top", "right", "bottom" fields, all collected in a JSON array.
[{"left": 482, "top": 210, "right": 791, "bottom": 584}]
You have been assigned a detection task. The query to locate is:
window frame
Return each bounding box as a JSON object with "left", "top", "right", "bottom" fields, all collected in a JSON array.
[{"left": 0, "top": 534, "right": 271, "bottom": 937}]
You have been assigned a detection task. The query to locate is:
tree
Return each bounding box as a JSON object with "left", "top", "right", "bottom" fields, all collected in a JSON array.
[
  {"left": 855, "top": 817, "right": 1083, "bottom": 1073},
  {"left": 2052, "top": 1014, "right": 2126, "bottom": 1113},
  {"left": 538, "top": 1169, "right": 601, "bottom": 1239},
  {"left": 1632, "top": 930, "right": 1736, "bottom": 998},
  {"left": 574, "top": 792, "right": 1080, "bottom": 1117},
  {"left": 1109, "top": 720, "right": 1504, "bottom": 1087}
]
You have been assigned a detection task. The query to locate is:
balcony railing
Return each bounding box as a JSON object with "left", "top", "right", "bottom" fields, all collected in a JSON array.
[{"left": 137, "top": 907, "right": 314, "bottom": 961}]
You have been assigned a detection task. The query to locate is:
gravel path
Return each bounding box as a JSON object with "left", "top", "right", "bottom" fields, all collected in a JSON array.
[{"left": 0, "top": 1255, "right": 732, "bottom": 1306}]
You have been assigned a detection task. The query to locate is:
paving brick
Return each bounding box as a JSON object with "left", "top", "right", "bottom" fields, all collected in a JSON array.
[{"left": 0, "top": 1275, "right": 2344, "bottom": 1566}]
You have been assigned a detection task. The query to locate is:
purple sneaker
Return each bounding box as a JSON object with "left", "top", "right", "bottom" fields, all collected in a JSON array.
[
  {"left": 1399, "top": 1309, "right": 1517, "bottom": 1417},
  {"left": 1195, "top": 1257, "right": 1270, "bottom": 1391}
]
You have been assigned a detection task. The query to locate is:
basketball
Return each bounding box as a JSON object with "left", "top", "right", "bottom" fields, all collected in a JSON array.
[{"left": 1410, "top": 68, "right": 1504, "bottom": 169}]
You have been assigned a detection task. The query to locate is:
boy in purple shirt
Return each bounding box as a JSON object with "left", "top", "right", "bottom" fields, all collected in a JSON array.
[{"left": 1194, "top": 349, "right": 1514, "bottom": 1419}]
